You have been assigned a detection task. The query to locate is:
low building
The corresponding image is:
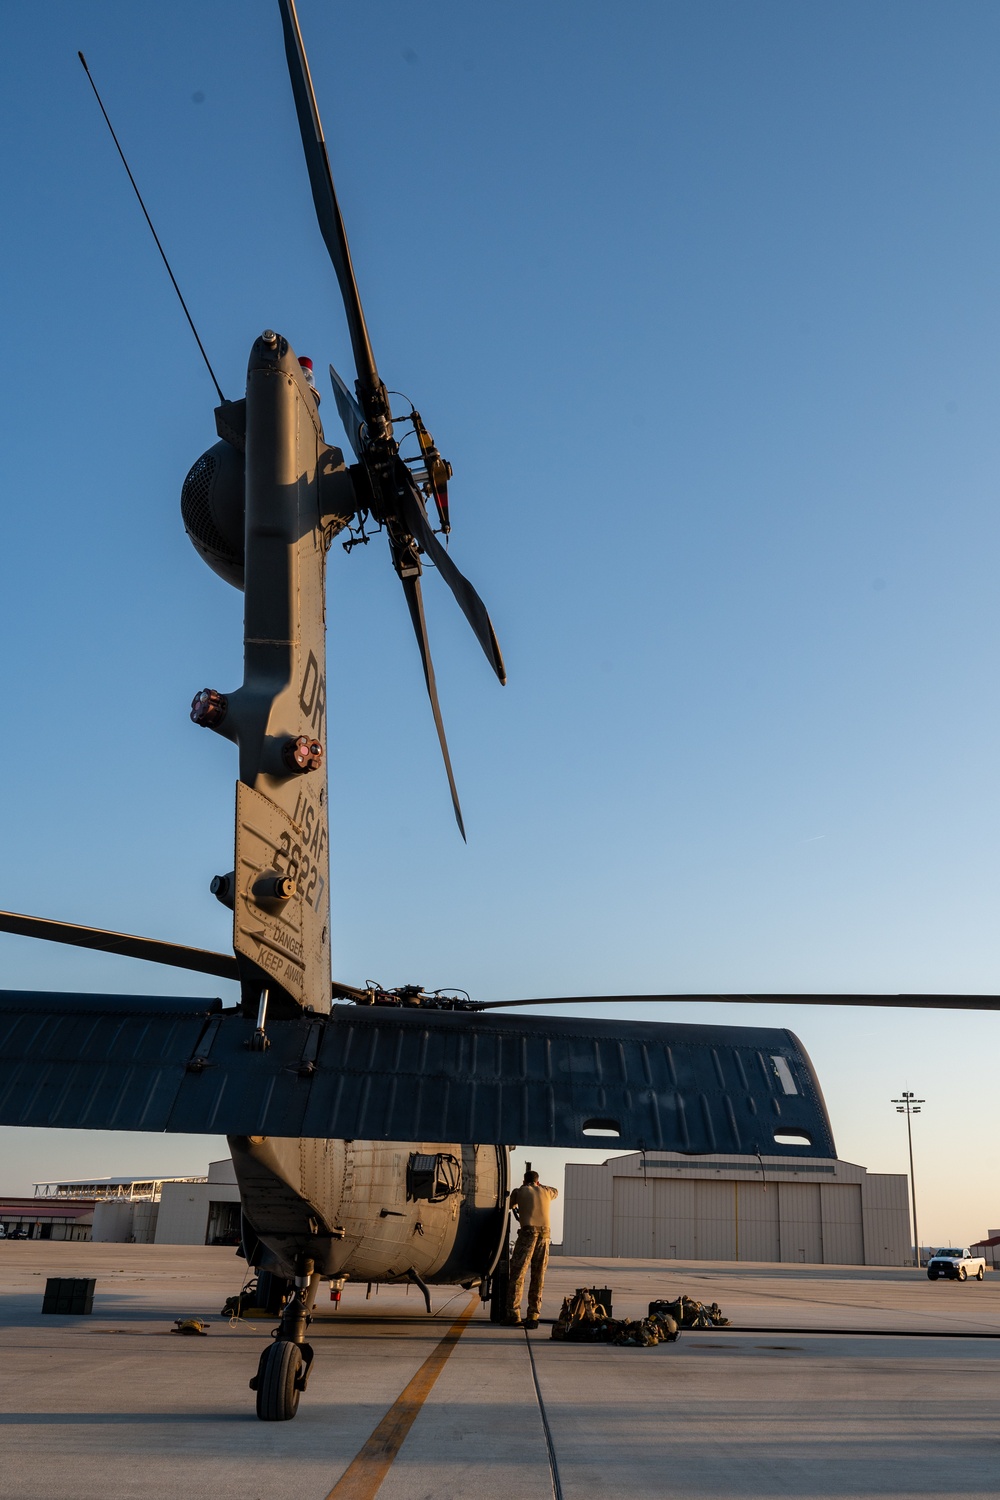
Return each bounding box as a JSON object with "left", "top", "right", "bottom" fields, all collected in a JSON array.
[
  {"left": 971, "top": 1233, "right": 1000, "bottom": 1269},
  {"left": 0, "top": 1196, "right": 94, "bottom": 1241},
  {"left": 562, "top": 1150, "right": 911, "bottom": 1266},
  {"left": 7, "top": 1164, "right": 242, "bottom": 1247},
  {"left": 92, "top": 1199, "right": 161, "bottom": 1244},
  {"left": 33, "top": 1173, "right": 210, "bottom": 1245},
  {"left": 154, "top": 1158, "right": 242, "bottom": 1246}
]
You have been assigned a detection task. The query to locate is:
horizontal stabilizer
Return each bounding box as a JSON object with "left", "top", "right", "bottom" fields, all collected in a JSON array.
[
  {"left": 0, "top": 992, "right": 223, "bottom": 1132},
  {"left": 0, "top": 997, "right": 834, "bottom": 1155}
]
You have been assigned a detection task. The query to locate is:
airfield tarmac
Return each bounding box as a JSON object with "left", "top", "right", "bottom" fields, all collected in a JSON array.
[{"left": 0, "top": 1244, "right": 998, "bottom": 1499}]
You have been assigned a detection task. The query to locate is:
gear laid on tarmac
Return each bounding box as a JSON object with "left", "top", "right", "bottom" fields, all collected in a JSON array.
[
  {"left": 551, "top": 1287, "right": 683, "bottom": 1347},
  {"left": 171, "top": 1318, "right": 210, "bottom": 1336},
  {"left": 648, "top": 1295, "right": 732, "bottom": 1329}
]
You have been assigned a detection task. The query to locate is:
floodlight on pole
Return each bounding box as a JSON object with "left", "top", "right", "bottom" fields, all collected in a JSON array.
[{"left": 891, "top": 1090, "right": 925, "bottom": 1268}]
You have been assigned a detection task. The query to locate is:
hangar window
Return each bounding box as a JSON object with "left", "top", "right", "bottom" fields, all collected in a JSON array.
[{"left": 406, "top": 1153, "right": 462, "bottom": 1202}]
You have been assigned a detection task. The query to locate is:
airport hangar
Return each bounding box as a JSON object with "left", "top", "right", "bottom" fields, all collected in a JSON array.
[
  {"left": 560, "top": 1150, "right": 912, "bottom": 1265},
  {"left": 19, "top": 1151, "right": 913, "bottom": 1265}
]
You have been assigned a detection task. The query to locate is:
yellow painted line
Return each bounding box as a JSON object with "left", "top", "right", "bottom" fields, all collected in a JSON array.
[{"left": 324, "top": 1296, "right": 480, "bottom": 1500}]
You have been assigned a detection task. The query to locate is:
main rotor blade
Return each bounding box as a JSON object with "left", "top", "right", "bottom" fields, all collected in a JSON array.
[
  {"left": 473, "top": 992, "right": 1000, "bottom": 1012},
  {"left": 329, "top": 362, "right": 365, "bottom": 459},
  {"left": 0, "top": 908, "right": 368, "bottom": 1003},
  {"left": 0, "top": 910, "right": 239, "bottom": 982},
  {"left": 278, "top": 0, "right": 381, "bottom": 410},
  {"left": 401, "top": 574, "right": 466, "bottom": 840},
  {"left": 397, "top": 467, "right": 506, "bottom": 685}
]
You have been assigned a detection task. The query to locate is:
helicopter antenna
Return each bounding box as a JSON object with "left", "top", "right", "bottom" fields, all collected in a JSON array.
[{"left": 77, "top": 51, "right": 225, "bottom": 404}]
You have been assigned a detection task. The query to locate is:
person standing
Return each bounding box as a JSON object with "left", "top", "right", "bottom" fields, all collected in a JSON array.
[{"left": 506, "top": 1169, "right": 558, "bottom": 1329}]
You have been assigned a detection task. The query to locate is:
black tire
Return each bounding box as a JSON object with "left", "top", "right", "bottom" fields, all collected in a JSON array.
[
  {"left": 927, "top": 1270, "right": 938, "bottom": 1280},
  {"left": 959, "top": 1266, "right": 968, "bottom": 1282},
  {"left": 256, "top": 1271, "right": 292, "bottom": 1317},
  {"left": 255, "top": 1340, "right": 302, "bottom": 1421},
  {"left": 977, "top": 1266, "right": 985, "bottom": 1281}
]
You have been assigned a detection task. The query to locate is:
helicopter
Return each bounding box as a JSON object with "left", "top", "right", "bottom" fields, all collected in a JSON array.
[{"left": 0, "top": 0, "right": 996, "bottom": 1424}]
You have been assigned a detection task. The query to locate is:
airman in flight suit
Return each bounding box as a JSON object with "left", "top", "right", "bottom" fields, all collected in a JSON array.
[{"left": 506, "top": 1170, "right": 558, "bottom": 1329}]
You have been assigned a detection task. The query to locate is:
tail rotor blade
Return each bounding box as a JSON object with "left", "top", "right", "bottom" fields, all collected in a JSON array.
[
  {"left": 401, "top": 573, "right": 467, "bottom": 840},
  {"left": 278, "top": 0, "right": 384, "bottom": 421},
  {"left": 329, "top": 362, "right": 365, "bottom": 459},
  {"left": 397, "top": 467, "right": 506, "bottom": 685}
]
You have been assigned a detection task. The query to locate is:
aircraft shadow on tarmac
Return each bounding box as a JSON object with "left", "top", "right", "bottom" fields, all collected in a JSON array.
[{"left": 0, "top": 1412, "right": 249, "bottom": 1425}]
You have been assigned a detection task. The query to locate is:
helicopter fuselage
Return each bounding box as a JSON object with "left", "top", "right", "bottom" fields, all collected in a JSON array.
[{"left": 230, "top": 1135, "right": 509, "bottom": 1288}]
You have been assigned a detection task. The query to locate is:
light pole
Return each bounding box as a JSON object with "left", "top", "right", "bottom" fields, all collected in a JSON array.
[{"left": 892, "top": 1091, "right": 924, "bottom": 1267}]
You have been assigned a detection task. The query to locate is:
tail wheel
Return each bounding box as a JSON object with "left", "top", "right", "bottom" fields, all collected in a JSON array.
[
  {"left": 977, "top": 1266, "right": 985, "bottom": 1281},
  {"left": 959, "top": 1266, "right": 968, "bottom": 1281},
  {"left": 255, "top": 1340, "right": 302, "bottom": 1421}
]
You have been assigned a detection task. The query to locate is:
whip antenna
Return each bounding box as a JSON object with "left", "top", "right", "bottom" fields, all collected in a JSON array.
[{"left": 78, "top": 51, "right": 225, "bottom": 403}]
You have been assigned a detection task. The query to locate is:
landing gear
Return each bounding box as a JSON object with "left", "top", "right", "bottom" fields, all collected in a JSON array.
[
  {"left": 250, "top": 1262, "right": 319, "bottom": 1422},
  {"left": 254, "top": 1339, "right": 303, "bottom": 1421},
  {"left": 256, "top": 1269, "right": 293, "bottom": 1316}
]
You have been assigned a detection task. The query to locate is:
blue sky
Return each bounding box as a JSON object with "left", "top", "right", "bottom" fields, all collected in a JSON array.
[{"left": 2, "top": 1, "right": 1000, "bottom": 1246}]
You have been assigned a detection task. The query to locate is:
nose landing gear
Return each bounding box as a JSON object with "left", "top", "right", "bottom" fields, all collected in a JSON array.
[{"left": 250, "top": 1262, "right": 319, "bottom": 1421}]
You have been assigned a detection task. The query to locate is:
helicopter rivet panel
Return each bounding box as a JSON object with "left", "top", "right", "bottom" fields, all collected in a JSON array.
[{"left": 234, "top": 782, "right": 319, "bottom": 1011}]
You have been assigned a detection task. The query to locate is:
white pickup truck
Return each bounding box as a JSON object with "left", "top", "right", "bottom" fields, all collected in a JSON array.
[{"left": 926, "top": 1248, "right": 986, "bottom": 1281}]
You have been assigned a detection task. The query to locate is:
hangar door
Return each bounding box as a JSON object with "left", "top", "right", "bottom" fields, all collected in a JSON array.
[
  {"left": 777, "top": 1182, "right": 823, "bottom": 1263},
  {"left": 819, "top": 1183, "right": 864, "bottom": 1265},
  {"left": 612, "top": 1178, "right": 736, "bottom": 1260},
  {"left": 735, "top": 1181, "right": 779, "bottom": 1261},
  {"left": 776, "top": 1182, "right": 863, "bottom": 1264},
  {"left": 611, "top": 1175, "right": 864, "bottom": 1263}
]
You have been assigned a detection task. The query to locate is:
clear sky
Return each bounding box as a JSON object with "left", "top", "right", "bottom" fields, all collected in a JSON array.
[{"left": 2, "top": 1, "right": 999, "bottom": 1249}]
